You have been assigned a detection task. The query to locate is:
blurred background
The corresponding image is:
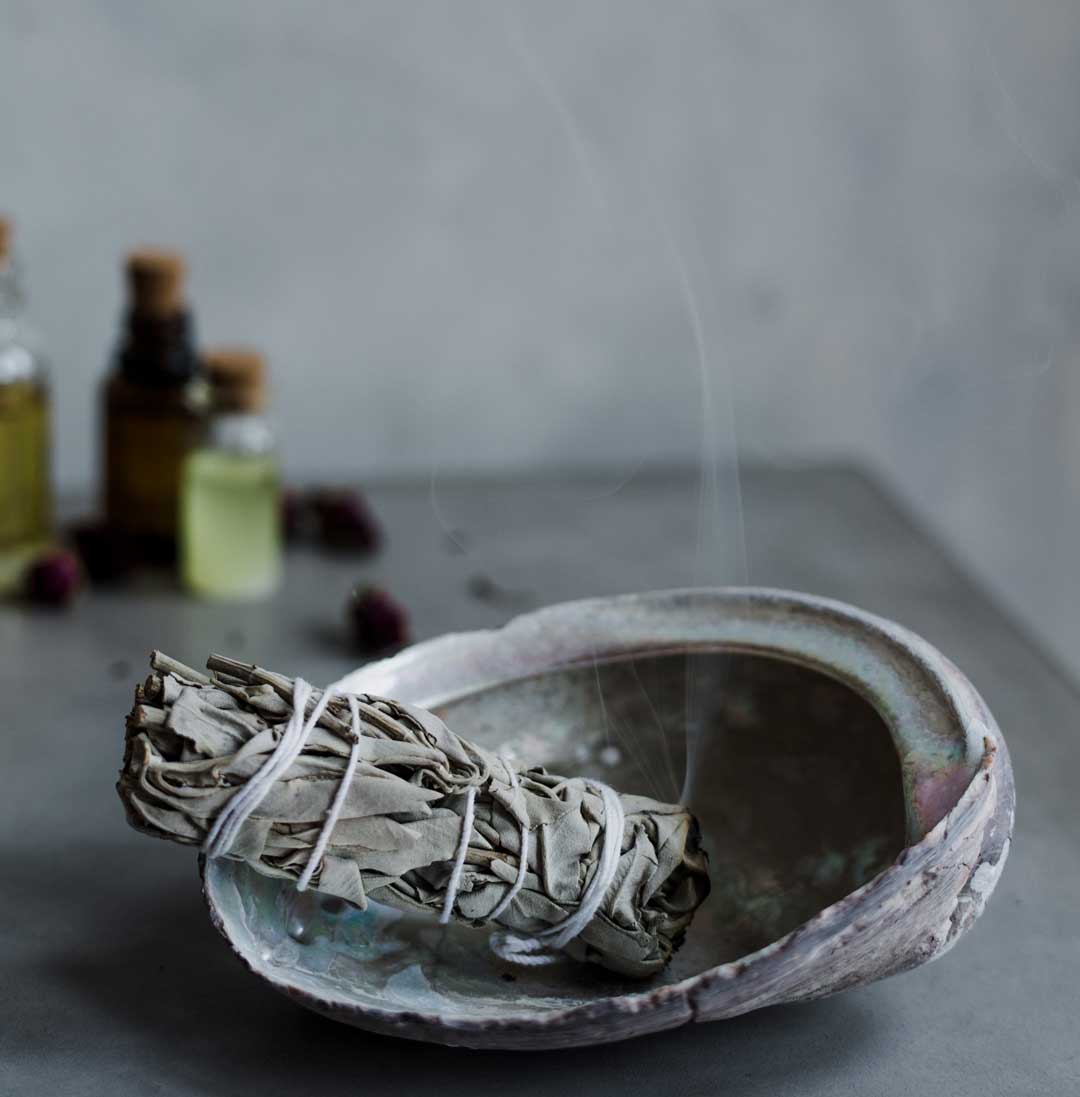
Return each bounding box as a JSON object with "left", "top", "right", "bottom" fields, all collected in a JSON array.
[{"left": 3, "top": 0, "right": 1079, "bottom": 668}]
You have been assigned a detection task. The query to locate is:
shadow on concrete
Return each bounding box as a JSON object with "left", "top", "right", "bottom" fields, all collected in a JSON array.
[{"left": 7, "top": 841, "right": 888, "bottom": 1097}]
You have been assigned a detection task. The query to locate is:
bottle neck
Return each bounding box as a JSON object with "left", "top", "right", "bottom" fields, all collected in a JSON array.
[
  {"left": 0, "top": 258, "right": 42, "bottom": 386},
  {"left": 206, "top": 411, "right": 275, "bottom": 456},
  {"left": 0, "top": 258, "right": 25, "bottom": 325},
  {"left": 117, "top": 308, "right": 198, "bottom": 386}
]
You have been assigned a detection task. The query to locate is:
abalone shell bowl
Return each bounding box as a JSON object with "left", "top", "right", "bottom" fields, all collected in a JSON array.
[{"left": 203, "top": 587, "right": 1013, "bottom": 1049}]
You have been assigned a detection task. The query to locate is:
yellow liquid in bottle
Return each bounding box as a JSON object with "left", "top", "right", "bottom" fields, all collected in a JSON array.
[
  {"left": 0, "top": 379, "right": 51, "bottom": 550},
  {"left": 180, "top": 446, "right": 281, "bottom": 600}
]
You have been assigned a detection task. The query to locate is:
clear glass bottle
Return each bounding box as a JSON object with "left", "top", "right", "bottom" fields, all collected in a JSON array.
[
  {"left": 180, "top": 348, "right": 282, "bottom": 600},
  {"left": 0, "top": 216, "right": 52, "bottom": 557},
  {"left": 103, "top": 249, "right": 206, "bottom": 563}
]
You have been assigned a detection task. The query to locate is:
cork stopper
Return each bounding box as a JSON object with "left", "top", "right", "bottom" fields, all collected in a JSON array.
[
  {"left": 126, "top": 248, "right": 185, "bottom": 316},
  {"left": 204, "top": 347, "right": 267, "bottom": 412},
  {"left": 0, "top": 216, "right": 10, "bottom": 263}
]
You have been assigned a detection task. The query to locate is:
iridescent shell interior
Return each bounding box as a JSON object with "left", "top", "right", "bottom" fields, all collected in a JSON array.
[{"left": 206, "top": 647, "right": 907, "bottom": 1018}]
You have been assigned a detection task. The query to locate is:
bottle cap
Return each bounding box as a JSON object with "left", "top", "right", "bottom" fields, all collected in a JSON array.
[
  {"left": 204, "top": 347, "right": 267, "bottom": 412},
  {"left": 126, "top": 249, "right": 185, "bottom": 316}
]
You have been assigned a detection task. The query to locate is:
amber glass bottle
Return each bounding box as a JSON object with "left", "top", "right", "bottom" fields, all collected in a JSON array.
[
  {"left": 103, "top": 250, "right": 206, "bottom": 560},
  {"left": 0, "top": 216, "right": 52, "bottom": 555}
]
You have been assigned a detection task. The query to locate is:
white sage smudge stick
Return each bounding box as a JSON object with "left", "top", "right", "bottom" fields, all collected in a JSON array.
[{"left": 117, "top": 651, "right": 711, "bottom": 978}]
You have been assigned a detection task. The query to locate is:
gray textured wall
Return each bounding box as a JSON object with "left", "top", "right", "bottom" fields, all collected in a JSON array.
[{"left": 3, "top": 1, "right": 1079, "bottom": 667}]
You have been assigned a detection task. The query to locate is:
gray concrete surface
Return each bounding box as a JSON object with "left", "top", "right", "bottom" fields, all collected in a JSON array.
[{"left": 1, "top": 465, "right": 1077, "bottom": 1095}]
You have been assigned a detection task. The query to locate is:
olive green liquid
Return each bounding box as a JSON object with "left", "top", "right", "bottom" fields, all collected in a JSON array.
[
  {"left": 0, "top": 379, "right": 50, "bottom": 550},
  {"left": 180, "top": 448, "right": 282, "bottom": 600}
]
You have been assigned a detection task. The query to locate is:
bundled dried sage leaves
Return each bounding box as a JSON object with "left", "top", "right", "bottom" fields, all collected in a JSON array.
[{"left": 118, "top": 652, "right": 710, "bottom": 977}]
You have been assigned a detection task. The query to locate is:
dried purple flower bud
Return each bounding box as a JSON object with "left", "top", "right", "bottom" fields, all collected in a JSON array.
[
  {"left": 68, "top": 520, "right": 136, "bottom": 584},
  {"left": 347, "top": 585, "right": 409, "bottom": 654},
  {"left": 24, "top": 549, "right": 82, "bottom": 607},
  {"left": 311, "top": 489, "right": 382, "bottom": 554}
]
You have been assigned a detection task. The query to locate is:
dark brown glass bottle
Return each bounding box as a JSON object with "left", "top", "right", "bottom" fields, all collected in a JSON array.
[{"left": 103, "top": 250, "right": 206, "bottom": 561}]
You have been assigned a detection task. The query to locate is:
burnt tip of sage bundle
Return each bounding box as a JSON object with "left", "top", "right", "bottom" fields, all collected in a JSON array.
[{"left": 118, "top": 650, "right": 710, "bottom": 978}]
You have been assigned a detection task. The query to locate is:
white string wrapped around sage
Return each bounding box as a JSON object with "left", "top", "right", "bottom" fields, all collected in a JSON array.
[{"left": 118, "top": 652, "right": 711, "bottom": 978}]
